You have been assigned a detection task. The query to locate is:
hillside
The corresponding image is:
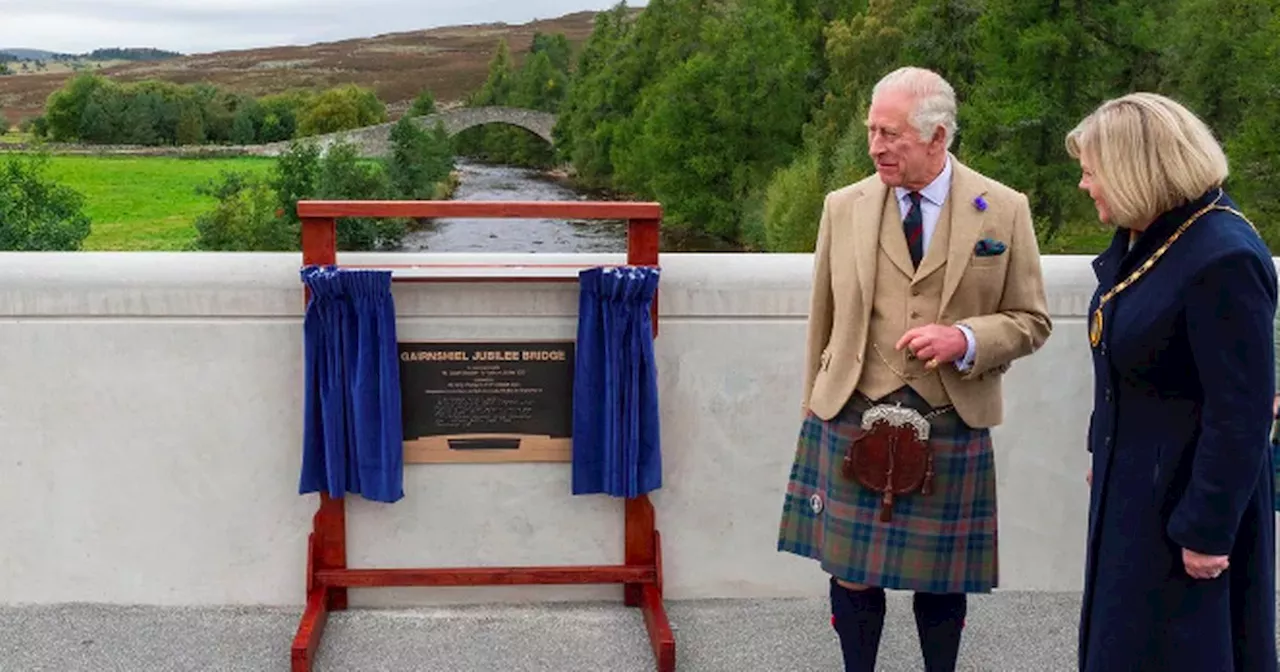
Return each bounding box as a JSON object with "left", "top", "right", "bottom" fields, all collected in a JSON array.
[
  {"left": 1, "top": 49, "right": 61, "bottom": 61},
  {"left": 0, "top": 11, "right": 614, "bottom": 128},
  {"left": 1, "top": 47, "right": 182, "bottom": 61}
]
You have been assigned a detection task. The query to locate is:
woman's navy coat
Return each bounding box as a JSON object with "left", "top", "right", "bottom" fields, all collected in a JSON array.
[{"left": 1079, "top": 188, "right": 1278, "bottom": 672}]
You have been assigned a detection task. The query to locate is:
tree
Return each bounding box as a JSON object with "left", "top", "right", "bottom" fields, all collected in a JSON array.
[
  {"left": 1159, "top": 0, "right": 1269, "bottom": 141},
  {"left": 553, "top": 3, "right": 635, "bottom": 184},
  {"left": 961, "top": 0, "right": 1120, "bottom": 242},
  {"left": 762, "top": 148, "right": 826, "bottom": 252},
  {"left": 296, "top": 85, "right": 387, "bottom": 137},
  {"left": 754, "top": 0, "right": 904, "bottom": 251},
  {"left": 807, "top": 0, "right": 910, "bottom": 177},
  {"left": 231, "top": 102, "right": 261, "bottom": 144},
  {"left": 531, "top": 32, "right": 573, "bottom": 72},
  {"left": 472, "top": 39, "right": 516, "bottom": 107},
  {"left": 258, "top": 92, "right": 308, "bottom": 143},
  {"left": 193, "top": 172, "right": 292, "bottom": 251},
  {"left": 44, "top": 73, "right": 109, "bottom": 142},
  {"left": 265, "top": 140, "right": 405, "bottom": 250},
  {"left": 384, "top": 115, "right": 454, "bottom": 200},
  {"left": 1213, "top": 0, "right": 1280, "bottom": 249},
  {"left": 0, "top": 154, "right": 92, "bottom": 251},
  {"left": 554, "top": 0, "right": 712, "bottom": 188},
  {"left": 614, "top": 0, "right": 814, "bottom": 242},
  {"left": 311, "top": 141, "right": 403, "bottom": 250},
  {"left": 408, "top": 90, "right": 438, "bottom": 117}
]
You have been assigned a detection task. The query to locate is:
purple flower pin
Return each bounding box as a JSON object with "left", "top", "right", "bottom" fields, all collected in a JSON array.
[{"left": 973, "top": 196, "right": 988, "bottom": 212}]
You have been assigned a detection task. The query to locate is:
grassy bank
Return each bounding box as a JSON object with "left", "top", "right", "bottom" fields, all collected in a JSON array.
[
  {"left": 6, "top": 153, "right": 277, "bottom": 250},
  {"left": 3, "top": 151, "right": 464, "bottom": 251}
]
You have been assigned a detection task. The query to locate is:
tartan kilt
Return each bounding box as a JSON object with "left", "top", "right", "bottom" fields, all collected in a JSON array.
[{"left": 777, "top": 386, "right": 998, "bottom": 594}]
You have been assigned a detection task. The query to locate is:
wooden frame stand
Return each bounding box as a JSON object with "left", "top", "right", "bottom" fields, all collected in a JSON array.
[{"left": 290, "top": 200, "right": 674, "bottom": 672}]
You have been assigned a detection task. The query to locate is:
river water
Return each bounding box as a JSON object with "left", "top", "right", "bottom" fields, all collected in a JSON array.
[{"left": 399, "top": 160, "right": 629, "bottom": 253}]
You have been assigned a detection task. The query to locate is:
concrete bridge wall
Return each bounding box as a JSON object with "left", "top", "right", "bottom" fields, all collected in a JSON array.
[{"left": 0, "top": 251, "right": 1272, "bottom": 609}]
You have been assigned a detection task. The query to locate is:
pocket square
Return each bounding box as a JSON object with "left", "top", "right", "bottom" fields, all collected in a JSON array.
[{"left": 974, "top": 238, "right": 1006, "bottom": 256}]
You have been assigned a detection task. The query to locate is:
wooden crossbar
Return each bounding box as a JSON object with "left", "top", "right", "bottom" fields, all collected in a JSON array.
[
  {"left": 314, "top": 565, "right": 656, "bottom": 588},
  {"left": 297, "top": 199, "right": 660, "bottom": 220},
  {"left": 290, "top": 199, "right": 673, "bottom": 672}
]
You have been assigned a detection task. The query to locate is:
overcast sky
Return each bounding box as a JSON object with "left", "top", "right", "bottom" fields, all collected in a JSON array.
[{"left": 0, "top": 0, "right": 647, "bottom": 55}]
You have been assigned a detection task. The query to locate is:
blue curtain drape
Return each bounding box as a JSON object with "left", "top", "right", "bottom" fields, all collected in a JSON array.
[
  {"left": 572, "top": 266, "right": 662, "bottom": 498},
  {"left": 299, "top": 265, "right": 404, "bottom": 504}
]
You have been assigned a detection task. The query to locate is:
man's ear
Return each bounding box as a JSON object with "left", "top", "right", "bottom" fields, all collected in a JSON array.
[{"left": 930, "top": 126, "right": 947, "bottom": 151}]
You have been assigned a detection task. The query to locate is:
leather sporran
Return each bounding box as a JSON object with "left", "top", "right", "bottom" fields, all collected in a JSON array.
[{"left": 842, "top": 404, "right": 937, "bottom": 522}]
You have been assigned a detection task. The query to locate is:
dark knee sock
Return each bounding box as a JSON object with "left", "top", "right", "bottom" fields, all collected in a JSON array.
[
  {"left": 829, "top": 577, "right": 886, "bottom": 672},
  {"left": 913, "top": 592, "right": 967, "bottom": 672}
]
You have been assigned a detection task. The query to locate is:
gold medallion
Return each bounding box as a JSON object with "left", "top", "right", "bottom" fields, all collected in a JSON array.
[{"left": 1089, "top": 309, "right": 1103, "bottom": 348}]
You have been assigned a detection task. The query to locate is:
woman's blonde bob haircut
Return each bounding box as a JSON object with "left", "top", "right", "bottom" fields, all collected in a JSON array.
[{"left": 1065, "top": 92, "right": 1229, "bottom": 228}]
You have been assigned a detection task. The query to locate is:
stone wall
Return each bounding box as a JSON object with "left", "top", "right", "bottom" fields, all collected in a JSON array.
[{"left": 0, "top": 107, "right": 558, "bottom": 159}]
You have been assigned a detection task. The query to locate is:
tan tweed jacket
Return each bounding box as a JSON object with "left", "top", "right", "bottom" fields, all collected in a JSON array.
[{"left": 801, "top": 157, "right": 1052, "bottom": 429}]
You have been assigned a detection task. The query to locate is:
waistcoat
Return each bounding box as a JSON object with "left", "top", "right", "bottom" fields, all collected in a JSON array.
[{"left": 856, "top": 187, "right": 955, "bottom": 408}]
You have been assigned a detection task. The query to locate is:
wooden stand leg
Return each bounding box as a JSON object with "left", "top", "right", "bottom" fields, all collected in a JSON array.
[
  {"left": 625, "top": 496, "right": 675, "bottom": 671},
  {"left": 291, "top": 493, "right": 348, "bottom": 671},
  {"left": 291, "top": 587, "right": 330, "bottom": 672},
  {"left": 641, "top": 583, "right": 675, "bottom": 672},
  {"left": 641, "top": 530, "right": 675, "bottom": 672},
  {"left": 316, "top": 494, "right": 349, "bottom": 610},
  {"left": 624, "top": 496, "right": 654, "bottom": 607}
]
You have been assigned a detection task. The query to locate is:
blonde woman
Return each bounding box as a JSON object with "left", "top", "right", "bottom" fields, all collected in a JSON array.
[{"left": 1068, "top": 92, "right": 1277, "bottom": 672}]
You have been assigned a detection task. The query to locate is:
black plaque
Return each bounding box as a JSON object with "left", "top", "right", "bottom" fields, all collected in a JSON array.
[{"left": 398, "top": 340, "right": 575, "bottom": 457}]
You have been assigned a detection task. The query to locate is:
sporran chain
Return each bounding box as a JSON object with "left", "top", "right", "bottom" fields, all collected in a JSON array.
[{"left": 872, "top": 342, "right": 936, "bottom": 382}]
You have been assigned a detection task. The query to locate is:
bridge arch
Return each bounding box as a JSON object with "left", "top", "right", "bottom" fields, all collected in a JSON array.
[
  {"left": 260, "top": 106, "right": 558, "bottom": 158},
  {"left": 419, "top": 106, "right": 557, "bottom": 145}
]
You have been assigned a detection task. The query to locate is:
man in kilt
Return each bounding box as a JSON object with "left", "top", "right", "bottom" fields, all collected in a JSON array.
[{"left": 777, "top": 66, "right": 1052, "bottom": 671}]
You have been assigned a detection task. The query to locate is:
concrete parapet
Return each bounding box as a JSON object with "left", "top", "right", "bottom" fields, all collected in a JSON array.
[{"left": 0, "top": 252, "right": 1268, "bottom": 608}]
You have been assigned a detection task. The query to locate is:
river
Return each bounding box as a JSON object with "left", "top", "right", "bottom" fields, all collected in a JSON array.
[{"left": 399, "top": 160, "right": 629, "bottom": 253}]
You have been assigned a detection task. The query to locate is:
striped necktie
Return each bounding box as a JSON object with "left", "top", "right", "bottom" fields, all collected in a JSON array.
[{"left": 904, "top": 191, "right": 924, "bottom": 269}]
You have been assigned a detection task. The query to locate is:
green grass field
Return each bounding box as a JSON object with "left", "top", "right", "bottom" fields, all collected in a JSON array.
[{"left": 6, "top": 153, "right": 277, "bottom": 250}]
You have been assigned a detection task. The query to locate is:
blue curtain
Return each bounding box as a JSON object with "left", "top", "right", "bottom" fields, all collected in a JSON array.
[
  {"left": 572, "top": 266, "right": 662, "bottom": 498},
  {"left": 299, "top": 265, "right": 404, "bottom": 504}
]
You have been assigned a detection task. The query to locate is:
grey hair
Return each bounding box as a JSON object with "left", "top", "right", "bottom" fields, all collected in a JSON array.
[{"left": 872, "top": 67, "right": 958, "bottom": 149}]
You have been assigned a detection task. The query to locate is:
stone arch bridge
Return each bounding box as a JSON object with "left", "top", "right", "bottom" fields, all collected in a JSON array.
[{"left": 259, "top": 106, "right": 557, "bottom": 158}]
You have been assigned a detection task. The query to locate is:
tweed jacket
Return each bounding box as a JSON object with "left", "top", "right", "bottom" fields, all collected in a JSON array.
[{"left": 801, "top": 157, "right": 1052, "bottom": 429}]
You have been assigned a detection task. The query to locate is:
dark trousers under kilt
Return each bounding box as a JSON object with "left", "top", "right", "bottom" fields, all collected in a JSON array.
[{"left": 778, "top": 386, "right": 998, "bottom": 671}]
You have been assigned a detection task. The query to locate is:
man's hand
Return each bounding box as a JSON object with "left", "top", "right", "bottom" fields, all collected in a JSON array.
[
  {"left": 896, "top": 324, "right": 968, "bottom": 370},
  {"left": 1182, "top": 548, "right": 1229, "bottom": 580},
  {"left": 1272, "top": 394, "right": 1279, "bottom": 417}
]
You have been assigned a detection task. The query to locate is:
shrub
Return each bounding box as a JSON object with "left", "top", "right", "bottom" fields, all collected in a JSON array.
[{"left": 0, "top": 154, "right": 92, "bottom": 251}]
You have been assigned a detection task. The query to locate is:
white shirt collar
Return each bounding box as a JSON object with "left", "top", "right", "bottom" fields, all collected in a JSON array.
[{"left": 894, "top": 155, "right": 952, "bottom": 207}]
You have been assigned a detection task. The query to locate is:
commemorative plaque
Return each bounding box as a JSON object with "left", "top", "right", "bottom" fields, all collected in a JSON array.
[{"left": 398, "top": 340, "right": 575, "bottom": 463}]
